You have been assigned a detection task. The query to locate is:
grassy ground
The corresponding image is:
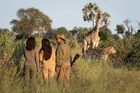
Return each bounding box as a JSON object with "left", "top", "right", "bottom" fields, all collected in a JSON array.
[
  {"left": 0, "top": 56, "right": 140, "bottom": 93},
  {"left": 0, "top": 35, "right": 140, "bottom": 93}
]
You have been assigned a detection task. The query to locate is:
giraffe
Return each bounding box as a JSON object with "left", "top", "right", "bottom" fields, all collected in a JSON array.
[{"left": 83, "top": 12, "right": 102, "bottom": 54}]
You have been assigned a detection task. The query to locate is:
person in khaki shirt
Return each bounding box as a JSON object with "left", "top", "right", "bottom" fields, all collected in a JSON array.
[
  {"left": 56, "top": 34, "right": 71, "bottom": 86},
  {"left": 24, "top": 37, "right": 39, "bottom": 82},
  {"left": 39, "top": 38, "right": 55, "bottom": 82}
]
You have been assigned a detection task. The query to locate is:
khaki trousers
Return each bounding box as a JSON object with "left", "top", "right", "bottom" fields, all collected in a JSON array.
[
  {"left": 24, "top": 64, "right": 37, "bottom": 84},
  {"left": 56, "top": 62, "right": 71, "bottom": 85},
  {"left": 42, "top": 65, "right": 55, "bottom": 81}
]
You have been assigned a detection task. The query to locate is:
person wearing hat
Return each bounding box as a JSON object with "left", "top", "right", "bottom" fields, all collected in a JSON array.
[{"left": 55, "top": 34, "right": 71, "bottom": 86}]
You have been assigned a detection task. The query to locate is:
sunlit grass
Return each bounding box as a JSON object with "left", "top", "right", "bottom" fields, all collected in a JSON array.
[
  {"left": 0, "top": 57, "right": 139, "bottom": 93},
  {"left": 0, "top": 35, "right": 139, "bottom": 93}
]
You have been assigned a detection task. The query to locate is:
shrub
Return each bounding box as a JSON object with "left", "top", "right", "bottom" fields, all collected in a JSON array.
[
  {"left": 125, "top": 36, "right": 140, "bottom": 70},
  {"left": 0, "top": 31, "right": 15, "bottom": 68}
]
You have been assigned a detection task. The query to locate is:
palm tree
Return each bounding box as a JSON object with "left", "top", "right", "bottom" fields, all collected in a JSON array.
[
  {"left": 82, "top": 3, "right": 100, "bottom": 29},
  {"left": 101, "top": 12, "right": 111, "bottom": 28},
  {"left": 82, "top": 3, "right": 111, "bottom": 29}
]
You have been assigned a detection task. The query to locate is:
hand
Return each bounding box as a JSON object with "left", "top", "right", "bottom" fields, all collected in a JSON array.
[{"left": 55, "top": 67, "right": 60, "bottom": 73}]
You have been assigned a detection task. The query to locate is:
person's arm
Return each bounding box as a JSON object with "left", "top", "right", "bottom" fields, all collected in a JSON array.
[
  {"left": 56, "top": 45, "right": 64, "bottom": 66},
  {"left": 52, "top": 48, "right": 56, "bottom": 65},
  {"left": 35, "top": 48, "right": 39, "bottom": 71},
  {"left": 39, "top": 50, "right": 43, "bottom": 62}
]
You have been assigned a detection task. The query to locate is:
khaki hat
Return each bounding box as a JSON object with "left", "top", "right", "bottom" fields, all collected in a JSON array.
[{"left": 56, "top": 34, "right": 66, "bottom": 41}]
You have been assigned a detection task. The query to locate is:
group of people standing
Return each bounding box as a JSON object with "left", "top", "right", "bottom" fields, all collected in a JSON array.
[{"left": 24, "top": 34, "right": 71, "bottom": 86}]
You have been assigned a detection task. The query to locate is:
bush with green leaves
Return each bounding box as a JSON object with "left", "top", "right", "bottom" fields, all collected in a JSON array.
[
  {"left": 99, "top": 26, "right": 112, "bottom": 41},
  {"left": 56, "top": 27, "right": 72, "bottom": 39},
  {"left": 0, "top": 31, "right": 15, "bottom": 67},
  {"left": 125, "top": 33, "right": 140, "bottom": 69}
]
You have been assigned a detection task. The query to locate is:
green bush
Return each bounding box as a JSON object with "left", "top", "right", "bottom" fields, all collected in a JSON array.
[
  {"left": 0, "top": 31, "right": 15, "bottom": 67},
  {"left": 56, "top": 27, "right": 72, "bottom": 39},
  {"left": 125, "top": 36, "right": 140, "bottom": 70},
  {"left": 0, "top": 29, "right": 140, "bottom": 93}
]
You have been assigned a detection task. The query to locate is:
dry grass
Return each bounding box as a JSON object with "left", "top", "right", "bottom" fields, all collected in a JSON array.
[{"left": 0, "top": 35, "right": 140, "bottom": 93}]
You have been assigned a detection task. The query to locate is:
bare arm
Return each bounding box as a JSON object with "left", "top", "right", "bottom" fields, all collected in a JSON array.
[
  {"left": 35, "top": 48, "right": 39, "bottom": 71},
  {"left": 52, "top": 48, "right": 56, "bottom": 66}
]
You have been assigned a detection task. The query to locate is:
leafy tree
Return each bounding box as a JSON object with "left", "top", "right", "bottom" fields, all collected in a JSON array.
[
  {"left": 76, "top": 27, "right": 91, "bottom": 42},
  {"left": 82, "top": 3, "right": 100, "bottom": 28},
  {"left": 115, "top": 24, "right": 126, "bottom": 38},
  {"left": 99, "top": 26, "right": 112, "bottom": 41},
  {"left": 82, "top": 3, "right": 111, "bottom": 29},
  {"left": 10, "top": 8, "right": 52, "bottom": 36},
  {"left": 101, "top": 12, "right": 111, "bottom": 27},
  {"left": 55, "top": 27, "right": 72, "bottom": 39},
  {"left": 45, "top": 29, "right": 56, "bottom": 39},
  {"left": 125, "top": 35, "right": 140, "bottom": 69},
  {"left": 112, "top": 34, "right": 121, "bottom": 40},
  {"left": 0, "top": 28, "right": 14, "bottom": 37},
  {"left": 0, "top": 29, "right": 15, "bottom": 67}
]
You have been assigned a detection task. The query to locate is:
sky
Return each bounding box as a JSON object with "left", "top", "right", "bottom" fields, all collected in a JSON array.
[{"left": 0, "top": 0, "right": 140, "bottom": 34}]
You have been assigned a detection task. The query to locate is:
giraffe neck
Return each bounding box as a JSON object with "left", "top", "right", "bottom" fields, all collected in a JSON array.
[{"left": 94, "top": 18, "right": 100, "bottom": 34}]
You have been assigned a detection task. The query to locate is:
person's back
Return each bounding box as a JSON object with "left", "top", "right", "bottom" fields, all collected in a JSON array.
[
  {"left": 25, "top": 48, "right": 39, "bottom": 66},
  {"left": 40, "top": 48, "right": 55, "bottom": 66},
  {"left": 24, "top": 37, "right": 39, "bottom": 82},
  {"left": 39, "top": 38, "right": 55, "bottom": 81}
]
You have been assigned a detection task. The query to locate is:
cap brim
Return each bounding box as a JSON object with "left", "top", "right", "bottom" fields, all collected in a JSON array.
[{"left": 56, "top": 37, "right": 66, "bottom": 41}]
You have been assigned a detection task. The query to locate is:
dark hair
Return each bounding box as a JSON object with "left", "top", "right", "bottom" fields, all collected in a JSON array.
[
  {"left": 26, "top": 37, "right": 36, "bottom": 51},
  {"left": 40, "top": 38, "right": 52, "bottom": 60}
]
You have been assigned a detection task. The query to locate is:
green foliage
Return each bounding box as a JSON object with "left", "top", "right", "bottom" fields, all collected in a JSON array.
[
  {"left": 10, "top": 8, "right": 52, "bottom": 36},
  {"left": 12, "top": 40, "right": 25, "bottom": 77},
  {"left": 82, "top": 3, "right": 99, "bottom": 22},
  {"left": 0, "top": 31, "right": 140, "bottom": 93},
  {"left": 125, "top": 35, "right": 140, "bottom": 69},
  {"left": 0, "top": 58, "right": 140, "bottom": 93},
  {"left": 68, "top": 38, "right": 77, "bottom": 48},
  {"left": 116, "top": 24, "right": 126, "bottom": 34},
  {"left": 45, "top": 30, "right": 56, "bottom": 39},
  {"left": 76, "top": 27, "right": 90, "bottom": 42},
  {"left": 15, "top": 33, "right": 28, "bottom": 40},
  {"left": 99, "top": 26, "right": 112, "bottom": 41},
  {"left": 112, "top": 34, "right": 121, "bottom": 40},
  {"left": 101, "top": 12, "right": 111, "bottom": 27},
  {"left": 0, "top": 31, "right": 15, "bottom": 67},
  {"left": 82, "top": 2, "right": 111, "bottom": 28},
  {"left": 36, "top": 36, "right": 42, "bottom": 49},
  {"left": 56, "top": 27, "right": 72, "bottom": 39}
]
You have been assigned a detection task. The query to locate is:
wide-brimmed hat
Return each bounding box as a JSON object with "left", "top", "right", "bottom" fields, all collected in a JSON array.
[{"left": 56, "top": 34, "right": 66, "bottom": 41}]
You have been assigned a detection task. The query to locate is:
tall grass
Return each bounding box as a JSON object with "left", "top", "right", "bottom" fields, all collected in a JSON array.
[
  {"left": 0, "top": 58, "right": 139, "bottom": 93},
  {"left": 0, "top": 33, "right": 140, "bottom": 93}
]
